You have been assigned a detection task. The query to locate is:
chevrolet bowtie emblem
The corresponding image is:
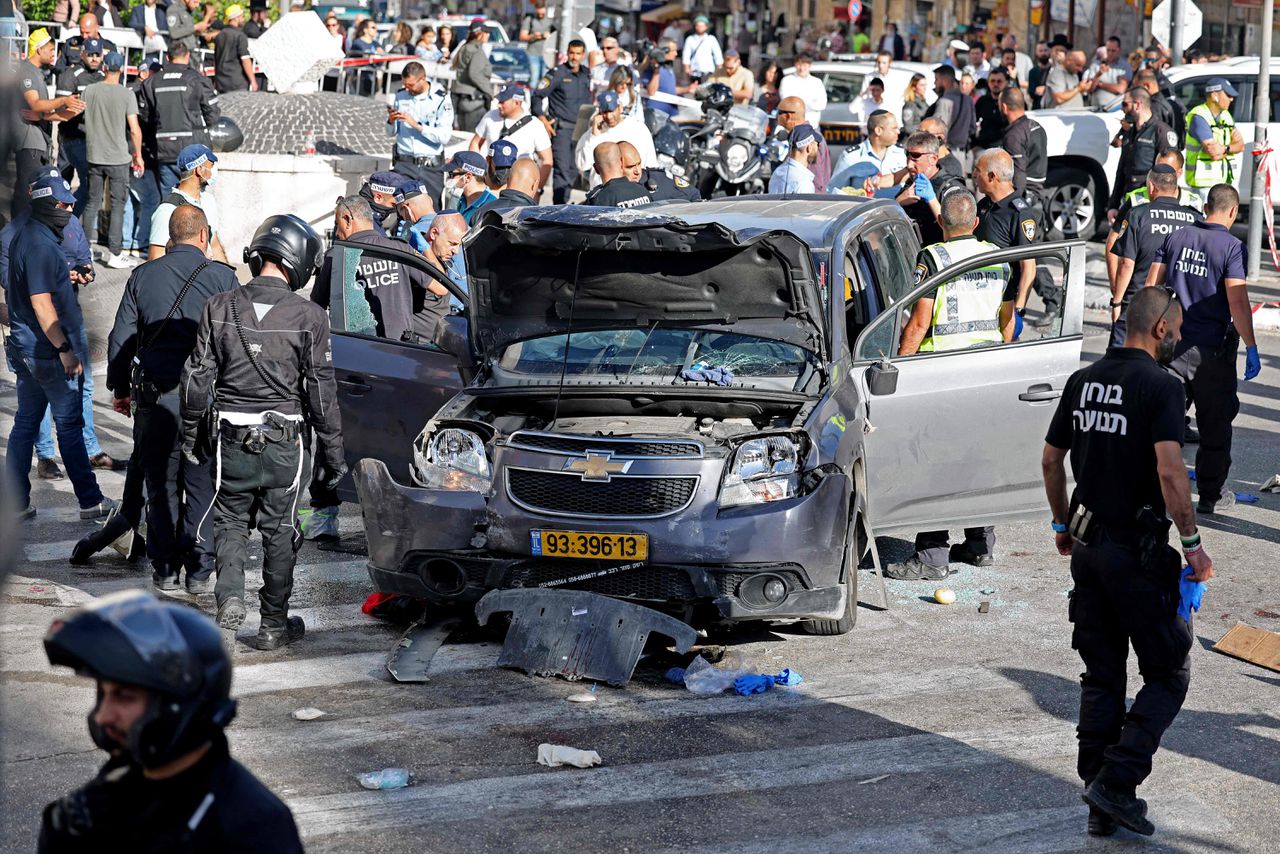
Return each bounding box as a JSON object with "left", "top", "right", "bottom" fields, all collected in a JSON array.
[{"left": 563, "top": 452, "right": 632, "bottom": 481}]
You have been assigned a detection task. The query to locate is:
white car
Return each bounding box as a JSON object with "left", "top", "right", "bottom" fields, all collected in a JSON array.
[{"left": 784, "top": 61, "right": 937, "bottom": 148}]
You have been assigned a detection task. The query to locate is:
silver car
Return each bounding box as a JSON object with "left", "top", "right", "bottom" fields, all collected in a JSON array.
[{"left": 334, "top": 198, "right": 1086, "bottom": 634}]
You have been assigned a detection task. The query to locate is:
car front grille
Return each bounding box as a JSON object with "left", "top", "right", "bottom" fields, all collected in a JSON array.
[
  {"left": 504, "top": 562, "right": 698, "bottom": 601},
  {"left": 506, "top": 469, "right": 698, "bottom": 518},
  {"left": 508, "top": 431, "right": 703, "bottom": 458}
]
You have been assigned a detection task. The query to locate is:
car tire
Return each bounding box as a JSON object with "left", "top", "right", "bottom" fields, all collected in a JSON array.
[
  {"left": 1043, "top": 165, "right": 1099, "bottom": 241},
  {"left": 802, "top": 514, "right": 860, "bottom": 635}
]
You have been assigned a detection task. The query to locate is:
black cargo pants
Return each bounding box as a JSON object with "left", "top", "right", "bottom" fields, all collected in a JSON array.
[
  {"left": 135, "top": 390, "right": 215, "bottom": 581},
  {"left": 1169, "top": 335, "right": 1239, "bottom": 504},
  {"left": 915, "top": 526, "right": 995, "bottom": 567},
  {"left": 212, "top": 430, "right": 307, "bottom": 632},
  {"left": 1068, "top": 530, "right": 1192, "bottom": 792}
]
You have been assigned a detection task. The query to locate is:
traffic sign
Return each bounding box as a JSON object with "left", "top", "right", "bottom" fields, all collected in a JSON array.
[
  {"left": 847, "top": 0, "right": 862, "bottom": 20},
  {"left": 1152, "top": 0, "right": 1203, "bottom": 49}
]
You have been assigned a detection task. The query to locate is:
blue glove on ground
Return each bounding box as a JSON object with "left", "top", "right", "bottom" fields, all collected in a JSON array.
[
  {"left": 1178, "top": 566, "right": 1206, "bottom": 623},
  {"left": 665, "top": 667, "right": 686, "bottom": 685},
  {"left": 913, "top": 173, "right": 936, "bottom": 203},
  {"left": 773, "top": 669, "right": 804, "bottom": 687},
  {"left": 734, "top": 674, "right": 773, "bottom": 695},
  {"left": 1244, "top": 346, "right": 1261, "bottom": 381}
]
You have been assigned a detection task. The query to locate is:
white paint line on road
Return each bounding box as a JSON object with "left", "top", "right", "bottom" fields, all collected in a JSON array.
[
  {"left": 692, "top": 793, "right": 1229, "bottom": 854},
  {"left": 232, "top": 643, "right": 502, "bottom": 697},
  {"left": 234, "top": 664, "right": 1015, "bottom": 755},
  {"left": 288, "top": 721, "right": 1079, "bottom": 838}
]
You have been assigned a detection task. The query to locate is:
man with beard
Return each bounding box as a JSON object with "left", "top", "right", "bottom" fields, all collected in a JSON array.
[
  {"left": 1041, "top": 286, "right": 1210, "bottom": 838},
  {"left": 40, "top": 591, "right": 303, "bottom": 850},
  {"left": 1146, "top": 184, "right": 1261, "bottom": 515},
  {"left": 1107, "top": 87, "right": 1177, "bottom": 223},
  {"left": 768, "top": 123, "right": 820, "bottom": 194}
]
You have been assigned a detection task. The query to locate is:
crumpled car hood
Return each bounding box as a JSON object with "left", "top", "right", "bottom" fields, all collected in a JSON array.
[{"left": 465, "top": 206, "right": 827, "bottom": 359}]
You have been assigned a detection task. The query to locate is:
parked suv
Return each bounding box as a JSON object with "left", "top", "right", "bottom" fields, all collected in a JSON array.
[{"left": 327, "top": 198, "right": 1086, "bottom": 633}]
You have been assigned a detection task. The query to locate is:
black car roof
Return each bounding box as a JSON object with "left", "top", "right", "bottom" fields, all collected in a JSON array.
[{"left": 641, "top": 195, "right": 902, "bottom": 248}]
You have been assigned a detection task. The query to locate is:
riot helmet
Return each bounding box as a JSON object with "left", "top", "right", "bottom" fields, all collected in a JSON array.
[{"left": 243, "top": 214, "right": 324, "bottom": 291}]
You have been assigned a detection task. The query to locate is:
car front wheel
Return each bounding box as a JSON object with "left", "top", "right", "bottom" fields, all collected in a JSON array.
[{"left": 1044, "top": 165, "right": 1098, "bottom": 240}]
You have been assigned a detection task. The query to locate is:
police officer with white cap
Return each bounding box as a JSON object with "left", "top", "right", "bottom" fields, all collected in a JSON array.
[{"left": 388, "top": 60, "right": 454, "bottom": 208}]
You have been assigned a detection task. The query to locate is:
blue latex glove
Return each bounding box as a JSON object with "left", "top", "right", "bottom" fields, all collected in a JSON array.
[
  {"left": 913, "top": 173, "right": 936, "bottom": 203},
  {"left": 773, "top": 669, "right": 804, "bottom": 687},
  {"left": 734, "top": 674, "right": 773, "bottom": 695},
  {"left": 1244, "top": 346, "right": 1261, "bottom": 381},
  {"left": 1234, "top": 492, "right": 1260, "bottom": 504},
  {"left": 665, "top": 667, "right": 686, "bottom": 685},
  {"left": 1178, "top": 566, "right": 1206, "bottom": 622},
  {"left": 1013, "top": 311, "right": 1024, "bottom": 341}
]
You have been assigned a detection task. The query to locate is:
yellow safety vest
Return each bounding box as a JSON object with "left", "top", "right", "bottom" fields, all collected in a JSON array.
[
  {"left": 1185, "top": 103, "right": 1236, "bottom": 188},
  {"left": 1122, "top": 186, "right": 1204, "bottom": 212},
  {"left": 918, "top": 237, "right": 1010, "bottom": 352}
]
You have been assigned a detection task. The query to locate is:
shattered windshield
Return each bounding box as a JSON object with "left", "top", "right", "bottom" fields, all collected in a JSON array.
[{"left": 497, "top": 327, "right": 817, "bottom": 389}]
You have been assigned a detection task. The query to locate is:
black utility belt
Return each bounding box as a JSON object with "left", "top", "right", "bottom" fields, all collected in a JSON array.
[
  {"left": 395, "top": 152, "right": 443, "bottom": 166},
  {"left": 220, "top": 419, "right": 301, "bottom": 443}
]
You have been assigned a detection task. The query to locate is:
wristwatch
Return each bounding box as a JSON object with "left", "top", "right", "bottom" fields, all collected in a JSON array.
[{"left": 54, "top": 340, "right": 72, "bottom": 354}]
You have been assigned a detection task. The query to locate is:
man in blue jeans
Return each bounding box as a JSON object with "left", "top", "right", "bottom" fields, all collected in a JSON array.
[{"left": 3, "top": 174, "right": 114, "bottom": 521}]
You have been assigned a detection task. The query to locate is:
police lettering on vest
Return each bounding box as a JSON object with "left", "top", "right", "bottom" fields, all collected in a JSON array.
[{"left": 912, "top": 236, "right": 1011, "bottom": 352}]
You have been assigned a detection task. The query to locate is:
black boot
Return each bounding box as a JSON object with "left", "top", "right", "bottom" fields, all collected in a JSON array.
[
  {"left": 69, "top": 510, "right": 136, "bottom": 565},
  {"left": 1083, "top": 780, "right": 1154, "bottom": 836},
  {"left": 256, "top": 616, "right": 305, "bottom": 651}
]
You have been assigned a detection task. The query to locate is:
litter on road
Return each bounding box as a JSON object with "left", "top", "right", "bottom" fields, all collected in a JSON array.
[
  {"left": 1212, "top": 623, "right": 1280, "bottom": 672},
  {"left": 934, "top": 588, "right": 957, "bottom": 605},
  {"left": 357, "top": 768, "right": 411, "bottom": 790},
  {"left": 292, "top": 707, "right": 327, "bottom": 721},
  {"left": 537, "top": 744, "right": 602, "bottom": 768}
]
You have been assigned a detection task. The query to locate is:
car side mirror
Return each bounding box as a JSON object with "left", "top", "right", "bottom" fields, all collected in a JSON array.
[
  {"left": 867, "top": 358, "right": 898, "bottom": 396},
  {"left": 433, "top": 313, "right": 475, "bottom": 372}
]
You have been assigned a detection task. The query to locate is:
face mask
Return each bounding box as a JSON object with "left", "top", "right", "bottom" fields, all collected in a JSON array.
[
  {"left": 204, "top": 165, "right": 218, "bottom": 187},
  {"left": 31, "top": 199, "right": 72, "bottom": 237}
]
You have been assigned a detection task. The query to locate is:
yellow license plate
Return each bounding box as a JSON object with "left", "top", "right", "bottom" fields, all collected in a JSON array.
[
  {"left": 822, "top": 125, "right": 862, "bottom": 145},
  {"left": 531, "top": 530, "right": 648, "bottom": 561}
]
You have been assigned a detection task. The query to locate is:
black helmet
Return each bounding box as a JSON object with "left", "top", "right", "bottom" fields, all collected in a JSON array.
[
  {"left": 653, "top": 122, "right": 690, "bottom": 164},
  {"left": 208, "top": 116, "right": 244, "bottom": 153},
  {"left": 44, "top": 590, "right": 236, "bottom": 769},
  {"left": 243, "top": 214, "right": 324, "bottom": 291},
  {"left": 702, "top": 82, "right": 734, "bottom": 114}
]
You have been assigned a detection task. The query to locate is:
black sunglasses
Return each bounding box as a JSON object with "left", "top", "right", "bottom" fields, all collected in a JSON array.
[{"left": 906, "top": 151, "right": 933, "bottom": 160}]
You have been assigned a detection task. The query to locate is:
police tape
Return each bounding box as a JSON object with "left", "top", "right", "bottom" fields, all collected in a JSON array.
[{"left": 1253, "top": 144, "right": 1280, "bottom": 272}]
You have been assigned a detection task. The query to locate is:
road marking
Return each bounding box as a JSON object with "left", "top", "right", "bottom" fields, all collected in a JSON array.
[
  {"left": 287, "top": 721, "right": 1079, "bottom": 838},
  {"left": 233, "top": 664, "right": 1014, "bottom": 753},
  {"left": 232, "top": 643, "right": 502, "bottom": 696}
]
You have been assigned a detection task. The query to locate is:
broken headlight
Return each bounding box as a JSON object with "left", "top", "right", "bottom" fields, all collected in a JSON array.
[
  {"left": 718, "top": 434, "right": 800, "bottom": 508},
  {"left": 412, "top": 427, "right": 491, "bottom": 492}
]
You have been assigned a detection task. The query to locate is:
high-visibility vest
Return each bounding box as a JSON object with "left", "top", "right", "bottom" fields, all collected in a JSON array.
[
  {"left": 1185, "top": 104, "right": 1236, "bottom": 188},
  {"left": 1122, "top": 185, "right": 1204, "bottom": 212},
  {"left": 918, "top": 238, "right": 1010, "bottom": 353}
]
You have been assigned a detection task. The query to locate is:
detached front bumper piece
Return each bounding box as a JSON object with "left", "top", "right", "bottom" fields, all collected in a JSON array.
[{"left": 476, "top": 588, "right": 698, "bottom": 686}]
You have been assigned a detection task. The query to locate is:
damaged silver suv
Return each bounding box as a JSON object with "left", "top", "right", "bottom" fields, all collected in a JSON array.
[{"left": 326, "top": 198, "right": 1087, "bottom": 634}]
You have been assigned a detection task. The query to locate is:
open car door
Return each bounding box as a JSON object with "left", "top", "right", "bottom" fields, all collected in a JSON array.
[
  {"left": 325, "top": 239, "right": 468, "bottom": 500},
  {"left": 850, "top": 241, "right": 1087, "bottom": 534}
]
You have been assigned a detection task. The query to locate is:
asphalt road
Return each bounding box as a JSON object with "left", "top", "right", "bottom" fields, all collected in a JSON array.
[{"left": 3, "top": 307, "right": 1279, "bottom": 852}]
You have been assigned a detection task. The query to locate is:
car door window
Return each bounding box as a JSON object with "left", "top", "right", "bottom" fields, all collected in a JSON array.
[
  {"left": 822, "top": 72, "right": 864, "bottom": 104},
  {"left": 1173, "top": 76, "right": 1253, "bottom": 123},
  {"left": 855, "top": 244, "right": 1075, "bottom": 362}
]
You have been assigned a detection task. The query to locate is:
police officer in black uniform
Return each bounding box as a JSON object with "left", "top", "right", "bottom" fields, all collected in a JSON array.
[
  {"left": 533, "top": 38, "right": 592, "bottom": 204},
  {"left": 138, "top": 41, "right": 221, "bottom": 193},
  {"left": 1108, "top": 163, "right": 1202, "bottom": 346},
  {"left": 40, "top": 590, "right": 304, "bottom": 851},
  {"left": 584, "top": 141, "right": 653, "bottom": 207},
  {"left": 1106, "top": 88, "right": 1178, "bottom": 222},
  {"left": 974, "top": 149, "right": 1050, "bottom": 331},
  {"left": 180, "top": 215, "right": 346, "bottom": 650},
  {"left": 1042, "top": 286, "right": 1212, "bottom": 838},
  {"left": 613, "top": 137, "right": 699, "bottom": 201},
  {"left": 998, "top": 87, "right": 1048, "bottom": 201},
  {"left": 107, "top": 205, "right": 237, "bottom": 593},
  {"left": 54, "top": 37, "right": 105, "bottom": 212}
]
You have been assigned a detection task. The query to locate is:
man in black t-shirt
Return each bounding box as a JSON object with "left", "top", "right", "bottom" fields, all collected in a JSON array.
[
  {"left": 213, "top": 5, "right": 257, "bottom": 94},
  {"left": 1042, "top": 286, "right": 1213, "bottom": 839},
  {"left": 584, "top": 141, "right": 652, "bottom": 208},
  {"left": 975, "top": 149, "right": 1049, "bottom": 335}
]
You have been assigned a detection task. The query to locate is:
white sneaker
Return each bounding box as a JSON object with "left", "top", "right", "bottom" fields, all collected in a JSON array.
[{"left": 105, "top": 253, "right": 136, "bottom": 269}]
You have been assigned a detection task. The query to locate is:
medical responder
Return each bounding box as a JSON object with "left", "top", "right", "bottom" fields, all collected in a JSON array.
[
  {"left": 887, "top": 189, "right": 1011, "bottom": 582},
  {"left": 1146, "top": 184, "right": 1261, "bottom": 514},
  {"left": 180, "top": 214, "right": 345, "bottom": 650},
  {"left": 40, "top": 590, "right": 304, "bottom": 849},
  {"left": 1184, "top": 79, "right": 1244, "bottom": 206},
  {"left": 1108, "top": 163, "right": 1202, "bottom": 347},
  {"left": 1041, "top": 286, "right": 1211, "bottom": 838},
  {"left": 533, "top": 39, "right": 592, "bottom": 204},
  {"left": 1107, "top": 88, "right": 1178, "bottom": 222},
  {"left": 442, "top": 150, "right": 497, "bottom": 225},
  {"left": 974, "top": 149, "right": 1044, "bottom": 336},
  {"left": 387, "top": 61, "right": 454, "bottom": 208},
  {"left": 107, "top": 205, "right": 237, "bottom": 593},
  {"left": 769, "top": 123, "right": 820, "bottom": 194},
  {"left": 138, "top": 41, "right": 221, "bottom": 194}
]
